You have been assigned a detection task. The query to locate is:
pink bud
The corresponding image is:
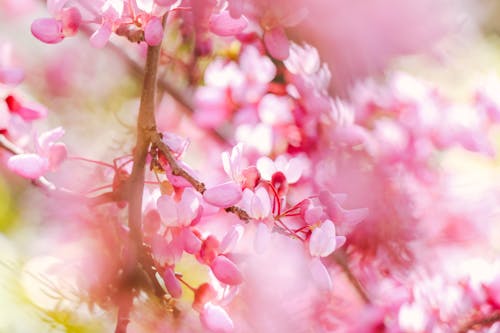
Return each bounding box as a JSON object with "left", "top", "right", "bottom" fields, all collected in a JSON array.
[
  {"left": 203, "top": 181, "right": 242, "bottom": 208},
  {"left": 209, "top": 11, "right": 248, "bottom": 37},
  {"left": 163, "top": 267, "right": 182, "bottom": 298},
  {"left": 144, "top": 17, "right": 164, "bottom": 46},
  {"left": 31, "top": 18, "right": 64, "bottom": 44},
  {"left": 210, "top": 255, "right": 243, "bottom": 285},
  {"left": 7, "top": 154, "right": 48, "bottom": 179},
  {"left": 263, "top": 26, "right": 289, "bottom": 60},
  {"left": 200, "top": 303, "right": 234, "bottom": 333}
]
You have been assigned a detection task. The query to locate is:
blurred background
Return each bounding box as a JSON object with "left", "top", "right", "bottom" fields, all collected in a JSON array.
[{"left": 2, "top": 0, "right": 500, "bottom": 332}]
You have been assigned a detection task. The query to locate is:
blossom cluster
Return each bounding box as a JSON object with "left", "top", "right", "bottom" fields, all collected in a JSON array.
[{"left": 1, "top": 1, "right": 500, "bottom": 333}]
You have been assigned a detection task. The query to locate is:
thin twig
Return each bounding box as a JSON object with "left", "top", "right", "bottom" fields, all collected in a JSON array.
[
  {"left": 151, "top": 132, "right": 206, "bottom": 193},
  {"left": 458, "top": 312, "right": 500, "bottom": 333},
  {"left": 332, "top": 249, "right": 371, "bottom": 304}
]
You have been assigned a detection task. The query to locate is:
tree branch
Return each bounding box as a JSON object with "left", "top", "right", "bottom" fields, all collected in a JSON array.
[
  {"left": 332, "top": 249, "right": 371, "bottom": 304},
  {"left": 459, "top": 311, "right": 500, "bottom": 333}
]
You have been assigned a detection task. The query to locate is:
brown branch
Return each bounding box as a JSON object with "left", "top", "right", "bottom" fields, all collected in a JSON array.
[
  {"left": 151, "top": 133, "right": 254, "bottom": 222},
  {"left": 332, "top": 249, "right": 371, "bottom": 304},
  {"left": 151, "top": 133, "right": 206, "bottom": 193},
  {"left": 459, "top": 311, "right": 500, "bottom": 333},
  {"left": 114, "top": 292, "right": 134, "bottom": 333},
  {"left": 225, "top": 206, "right": 250, "bottom": 221}
]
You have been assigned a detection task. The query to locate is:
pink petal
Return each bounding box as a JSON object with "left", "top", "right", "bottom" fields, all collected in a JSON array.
[
  {"left": 144, "top": 17, "right": 164, "bottom": 46},
  {"left": 0, "top": 68, "right": 24, "bottom": 85},
  {"left": 309, "top": 220, "right": 336, "bottom": 257},
  {"left": 210, "top": 255, "right": 243, "bottom": 285},
  {"left": 284, "top": 157, "right": 304, "bottom": 184},
  {"left": 220, "top": 225, "right": 244, "bottom": 254},
  {"left": 256, "top": 156, "right": 276, "bottom": 180},
  {"left": 310, "top": 258, "right": 332, "bottom": 291},
  {"left": 178, "top": 188, "right": 201, "bottom": 226},
  {"left": 161, "top": 132, "right": 189, "bottom": 158},
  {"left": 47, "top": 142, "right": 67, "bottom": 171},
  {"left": 254, "top": 222, "right": 271, "bottom": 254},
  {"left": 200, "top": 303, "right": 234, "bottom": 333},
  {"left": 182, "top": 228, "right": 202, "bottom": 254},
  {"left": 263, "top": 26, "right": 289, "bottom": 60},
  {"left": 14, "top": 105, "right": 48, "bottom": 121},
  {"left": 37, "top": 127, "right": 65, "bottom": 152},
  {"left": 31, "top": 18, "right": 64, "bottom": 44},
  {"left": 157, "top": 195, "right": 178, "bottom": 226},
  {"left": 163, "top": 267, "right": 182, "bottom": 298},
  {"left": 251, "top": 187, "right": 271, "bottom": 219},
  {"left": 7, "top": 154, "right": 48, "bottom": 179},
  {"left": 336, "top": 236, "right": 346, "bottom": 249},
  {"left": 203, "top": 181, "right": 242, "bottom": 208},
  {"left": 209, "top": 11, "right": 248, "bottom": 37},
  {"left": 304, "top": 206, "right": 323, "bottom": 225},
  {"left": 90, "top": 23, "right": 112, "bottom": 48}
]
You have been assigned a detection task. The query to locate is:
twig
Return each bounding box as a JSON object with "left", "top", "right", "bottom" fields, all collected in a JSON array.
[
  {"left": 151, "top": 133, "right": 206, "bottom": 193},
  {"left": 458, "top": 311, "right": 500, "bottom": 333},
  {"left": 332, "top": 249, "right": 371, "bottom": 304}
]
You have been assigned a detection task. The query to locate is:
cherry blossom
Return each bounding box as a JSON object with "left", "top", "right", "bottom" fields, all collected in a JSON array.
[{"left": 7, "top": 127, "right": 67, "bottom": 179}]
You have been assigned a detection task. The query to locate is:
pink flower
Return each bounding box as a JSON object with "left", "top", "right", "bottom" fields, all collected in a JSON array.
[
  {"left": 221, "top": 143, "right": 245, "bottom": 184},
  {"left": 31, "top": 5, "right": 81, "bottom": 44},
  {"left": 7, "top": 127, "right": 67, "bottom": 179},
  {"left": 240, "top": 187, "right": 271, "bottom": 220},
  {"left": 309, "top": 219, "right": 345, "bottom": 257},
  {"left": 256, "top": 154, "right": 305, "bottom": 184},
  {"left": 157, "top": 188, "right": 201, "bottom": 227}
]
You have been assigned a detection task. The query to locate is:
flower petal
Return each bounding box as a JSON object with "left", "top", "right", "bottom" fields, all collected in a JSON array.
[
  {"left": 7, "top": 154, "right": 48, "bottom": 179},
  {"left": 157, "top": 195, "right": 178, "bottom": 226},
  {"left": 31, "top": 18, "right": 64, "bottom": 44},
  {"left": 309, "top": 220, "right": 336, "bottom": 257},
  {"left": 209, "top": 11, "right": 248, "bottom": 37},
  {"left": 220, "top": 224, "right": 244, "bottom": 254},
  {"left": 163, "top": 267, "right": 182, "bottom": 298},
  {"left": 310, "top": 257, "right": 332, "bottom": 291},
  {"left": 200, "top": 303, "right": 234, "bottom": 333},
  {"left": 210, "top": 255, "right": 243, "bottom": 285},
  {"left": 144, "top": 17, "right": 164, "bottom": 46},
  {"left": 263, "top": 26, "right": 289, "bottom": 60},
  {"left": 203, "top": 181, "right": 242, "bottom": 208}
]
